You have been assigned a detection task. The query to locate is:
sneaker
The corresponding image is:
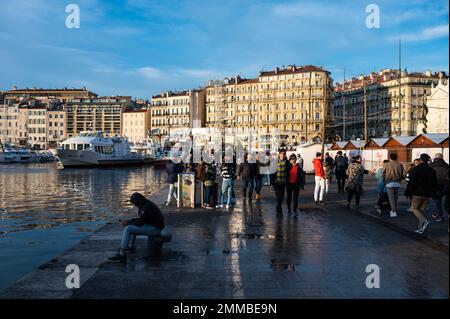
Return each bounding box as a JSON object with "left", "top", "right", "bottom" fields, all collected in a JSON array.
[
  {"left": 435, "top": 216, "right": 444, "bottom": 223},
  {"left": 421, "top": 219, "right": 431, "bottom": 233},
  {"left": 432, "top": 213, "right": 442, "bottom": 220},
  {"left": 315, "top": 201, "right": 319, "bottom": 205},
  {"left": 225, "top": 205, "right": 230, "bottom": 209},
  {"left": 164, "top": 201, "right": 171, "bottom": 207},
  {"left": 205, "top": 205, "right": 213, "bottom": 210},
  {"left": 107, "top": 253, "right": 126, "bottom": 263},
  {"left": 293, "top": 212, "right": 299, "bottom": 218},
  {"left": 376, "top": 208, "right": 382, "bottom": 215},
  {"left": 215, "top": 204, "right": 223, "bottom": 208},
  {"left": 389, "top": 211, "right": 397, "bottom": 218},
  {"left": 124, "top": 247, "right": 136, "bottom": 254},
  {"left": 286, "top": 210, "right": 292, "bottom": 215},
  {"left": 318, "top": 201, "right": 326, "bottom": 205},
  {"left": 255, "top": 194, "right": 261, "bottom": 200},
  {"left": 414, "top": 227, "right": 424, "bottom": 235}
]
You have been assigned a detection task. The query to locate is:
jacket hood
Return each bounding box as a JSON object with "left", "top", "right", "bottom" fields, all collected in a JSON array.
[{"left": 130, "top": 192, "right": 147, "bottom": 207}]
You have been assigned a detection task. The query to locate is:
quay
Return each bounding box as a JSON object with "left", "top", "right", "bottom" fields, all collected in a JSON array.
[{"left": 0, "top": 176, "right": 448, "bottom": 299}]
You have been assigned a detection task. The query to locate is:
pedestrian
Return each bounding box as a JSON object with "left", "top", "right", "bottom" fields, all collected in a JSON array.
[
  {"left": 405, "top": 159, "right": 419, "bottom": 212},
  {"left": 164, "top": 158, "right": 183, "bottom": 206},
  {"left": 202, "top": 162, "right": 216, "bottom": 209},
  {"left": 382, "top": 153, "right": 405, "bottom": 218},
  {"left": 296, "top": 153, "right": 304, "bottom": 167},
  {"left": 107, "top": 192, "right": 164, "bottom": 263},
  {"left": 430, "top": 153, "right": 449, "bottom": 223},
  {"left": 334, "top": 151, "right": 348, "bottom": 193},
  {"left": 404, "top": 153, "right": 437, "bottom": 235},
  {"left": 375, "top": 160, "right": 390, "bottom": 214},
  {"left": 270, "top": 149, "right": 289, "bottom": 217},
  {"left": 216, "top": 156, "right": 237, "bottom": 209},
  {"left": 313, "top": 152, "right": 326, "bottom": 205},
  {"left": 254, "top": 152, "right": 262, "bottom": 200},
  {"left": 323, "top": 152, "right": 335, "bottom": 194},
  {"left": 345, "top": 155, "right": 372, "bottom": 209},
  {"left": 238, "top": 153, "right": 258, "bottom": 201},
  {"left": 286, "top": 154, "right": 305, "bottom": 217}
]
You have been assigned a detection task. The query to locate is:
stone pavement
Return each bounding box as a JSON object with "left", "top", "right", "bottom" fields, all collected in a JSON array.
[{"left": 0, "top": 175, "right": 448, "bottom": 299}]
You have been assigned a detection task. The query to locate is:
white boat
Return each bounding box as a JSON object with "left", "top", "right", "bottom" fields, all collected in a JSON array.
[
  {"left": 55, "top": 131, "right": 143, "bottom": 168},
  {"left": 0, "top": 146, "right": 52, "bottom": 163}
]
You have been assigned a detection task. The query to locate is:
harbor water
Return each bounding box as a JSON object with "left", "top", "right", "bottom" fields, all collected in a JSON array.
[{"left": 0, "top": 163, "right": 166, "bottom": 290}]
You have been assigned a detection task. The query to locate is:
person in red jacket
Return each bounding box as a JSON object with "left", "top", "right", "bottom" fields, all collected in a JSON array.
[{"left": 313, "top": 152, "right": 326, "bottom": 205}]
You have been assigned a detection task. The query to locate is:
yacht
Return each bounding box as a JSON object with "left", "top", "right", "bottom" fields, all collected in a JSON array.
[
  {"left": 0, "top": 147, "right": 35, "bottom": 163},
  {"left": 55, "top": 132, "right": 143, "bottom": 167}
]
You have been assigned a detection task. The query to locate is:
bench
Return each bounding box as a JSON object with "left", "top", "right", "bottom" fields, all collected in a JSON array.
[{"left": 147, "top": 233, "right": 172, "bottom": 258}]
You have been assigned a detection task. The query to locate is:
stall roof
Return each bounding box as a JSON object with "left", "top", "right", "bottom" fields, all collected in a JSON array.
[
  {"left": 421, "top": 134, "right": 449, "bottom": 144},
  {"left": 369, "top": 138, "right": 389, "bottom": 147},
  {"left": 347, "top": 140, "right": 366, "bottom": 148},
  {"left": 389, "top": 136, "right": 416, "bottom": 146}
]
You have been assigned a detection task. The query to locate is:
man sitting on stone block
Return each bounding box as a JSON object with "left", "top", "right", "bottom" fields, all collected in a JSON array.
[{"left": 107, "top": 192, "right": 165, "bottom": 263}]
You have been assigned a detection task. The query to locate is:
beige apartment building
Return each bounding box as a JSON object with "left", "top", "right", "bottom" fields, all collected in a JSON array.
[
  {"left": 205, "top": 65, "right": 334, "bottom": 145},
  {"left": 46, "top": 108, "right": 67, "bottom": 147},
  {"left": 66, "top": 96, "right": 134, "bottom": 137},
  {"left": 150, "top": 90, "right": 206, "bottom": 137},
  {"left": 0, "top": 104, "right": 29, "bottom": 146},
  {"left": 27, "top": 106, "right": 47, "bottom": 149},
  {"left": 122, "top": 109, "right": 151, "bottom": 143},
  {"left": 334, "top": 69, "right": 447, "bottom": 140}
]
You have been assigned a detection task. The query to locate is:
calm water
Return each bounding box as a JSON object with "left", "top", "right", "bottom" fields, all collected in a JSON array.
[{"left": 0, "top": 163, "right": 166, "bottom": 290}]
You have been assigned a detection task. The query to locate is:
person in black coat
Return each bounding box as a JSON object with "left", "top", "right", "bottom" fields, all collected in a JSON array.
[
  {"left": 405, "top": 153, "right": 437, "bottom": 235},
  {"left": 270, "top": 150, "right": 290, "bottom": 217},
  {"left": 165, "top": 159, "right": 183, "bottom": 206},
  {"left": 286, "top": 154, "right": 306, "bottom": 217},
  {"left": 107, "top": 192, "right": 165, "bottom": 263}
]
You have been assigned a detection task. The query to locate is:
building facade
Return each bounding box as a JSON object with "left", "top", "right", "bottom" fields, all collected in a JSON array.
[
  {"left": 66, "top": 96, "right": 133, "bottom": 137},
  {"left": 27, "top": 107, "right": 47, "bottom": 149},
  {"left": 205, "top": 65, "right": 334, "bottom": 145},
  {"left": 150, "top": 90, "right": 205, "bottom": 137},
  {"left": 3, "top": 87, "right": 97, "bottom": 104},
  {"left": 122, "top": 109, "right": 151, "bottom": 143},
  {"left": 422, "top": 76, "right": 449, "bottom": 134},
  {"left": 46, "top": 108, "right": 67, "bottom": 147},
  {"left": 334, "top": 69, "right": 447, "bottom": 140}
]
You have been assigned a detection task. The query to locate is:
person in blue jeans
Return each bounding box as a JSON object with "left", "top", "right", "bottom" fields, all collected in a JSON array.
[
  {"left": 217, "top": 161, "right": 236, "bottom": 209},
  {"left": 107, "top": 192, "right": 165, "bottom": 263}
]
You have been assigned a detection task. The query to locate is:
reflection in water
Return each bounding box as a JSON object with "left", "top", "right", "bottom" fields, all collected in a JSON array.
[
  {"left": 0, "top": 163, "right": 166, "bottom": 234},
  {"left": 0, "top": 163, "right": 166, "bottom": 290}
]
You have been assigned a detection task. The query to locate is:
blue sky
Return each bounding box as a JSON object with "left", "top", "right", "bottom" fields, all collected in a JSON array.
[{"left": 0, "top": 0, "right": 448, "bottom": 99}]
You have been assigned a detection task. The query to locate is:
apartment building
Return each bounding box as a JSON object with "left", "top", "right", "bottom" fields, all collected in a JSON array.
[
  {"left": 150, "top": 89, "right": 205, "bottom": 137},
  {"left": 205, "top": 65, "right": 334, "bottom": 145},
  {"left": 122, "top": 109, "right": 151, "bottom": 143},
  {"left": 333, "top": 69, "right": 447, "bottom": 140}
]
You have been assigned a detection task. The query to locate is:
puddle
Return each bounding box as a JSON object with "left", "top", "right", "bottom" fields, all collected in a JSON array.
[
  {"left": 229, "top": 233, "right": 264, "bottom": 239},
  {"left": 270, "top": 259, "right": 298, "bottom": 272}
]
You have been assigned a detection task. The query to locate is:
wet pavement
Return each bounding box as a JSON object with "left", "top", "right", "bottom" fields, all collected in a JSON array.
[{"left": 0, "top": 176, "right": 448, "bottom": 299}]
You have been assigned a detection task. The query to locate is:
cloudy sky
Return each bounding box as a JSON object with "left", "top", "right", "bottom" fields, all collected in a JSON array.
[{"left": 0, "top": 0, "right": 448, "bottom": 99}]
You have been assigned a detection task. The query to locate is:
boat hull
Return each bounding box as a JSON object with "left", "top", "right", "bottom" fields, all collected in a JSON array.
[{"left": 55, "top": 149, "right": 143, "bottom": 168}]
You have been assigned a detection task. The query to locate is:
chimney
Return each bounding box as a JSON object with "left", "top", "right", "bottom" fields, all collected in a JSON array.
[
  {"left": 425, "top": 70, "right": 432, "bottom": 77},
  {"left": 275, "top": 67, "right": 279, "bottom": 74},
  {"left": 12, "top": 85, "right": 17, "bottom": 90}
]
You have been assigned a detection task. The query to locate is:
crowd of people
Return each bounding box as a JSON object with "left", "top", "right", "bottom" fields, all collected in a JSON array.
[
  {"left": 107, "top": 148, "right": 448, "bottom": 263},
  {"left": 163, "top": 149, "right": 449, "bottom": 235}
]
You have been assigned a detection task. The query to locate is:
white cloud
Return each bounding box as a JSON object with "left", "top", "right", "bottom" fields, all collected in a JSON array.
[{"left": 389, "top": 24, "right": 449, "bottom": 42}]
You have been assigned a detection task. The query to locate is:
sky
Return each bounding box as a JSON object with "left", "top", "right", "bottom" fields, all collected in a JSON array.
[{"left": 0, "top": 0, "right": 448, "bottom": 99}]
